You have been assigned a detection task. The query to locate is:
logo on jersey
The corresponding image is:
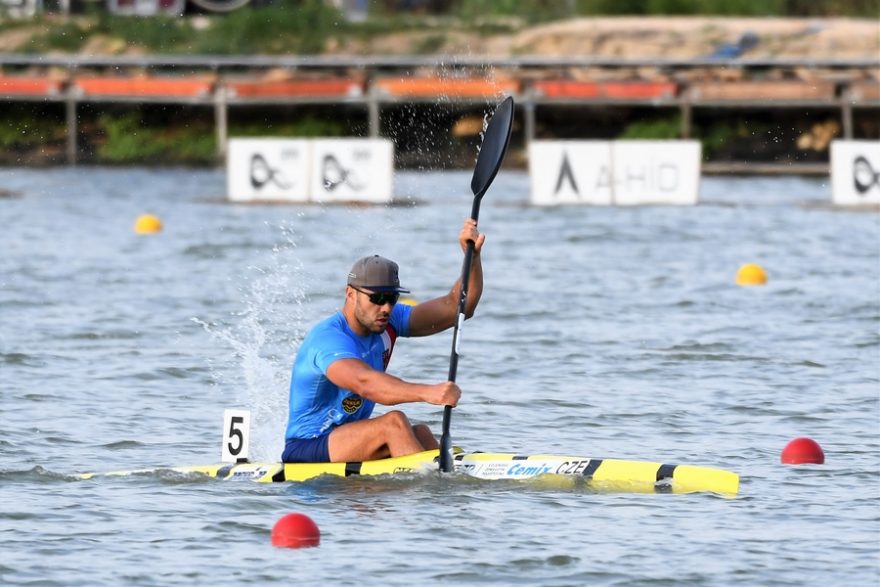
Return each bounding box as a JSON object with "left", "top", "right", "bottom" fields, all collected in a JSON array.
[{"left": 341, "top": 396, "right": 363, "bottom": 414}]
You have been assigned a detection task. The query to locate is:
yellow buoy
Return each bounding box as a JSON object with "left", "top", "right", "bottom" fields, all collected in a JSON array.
[
  {"left": 736, "top": 263, "right": 767, "bottom": 286},
  {"left": 134, "top": 214, "right": 163, "bottom": 235}
]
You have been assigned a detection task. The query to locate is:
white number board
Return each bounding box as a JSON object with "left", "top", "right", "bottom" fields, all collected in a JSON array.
[
  {"left": 221, "top": 409, "right": 251, "bottom": 463},
  {"left": 310, "top": 139, "right": 394, "bottom": 204},
  {"left": 529, "top": 140, "right": 701, "bottom": 206},
  {"left": 831, "top": 140, "right": 880, "bottom": 206},
  {"left": 227, "top": 139, "right": 310, "bottom": 202}
]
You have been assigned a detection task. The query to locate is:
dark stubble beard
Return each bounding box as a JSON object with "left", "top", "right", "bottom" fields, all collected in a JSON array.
[{"left": 354, "top": 297, "right": 389, "bottom": 335}]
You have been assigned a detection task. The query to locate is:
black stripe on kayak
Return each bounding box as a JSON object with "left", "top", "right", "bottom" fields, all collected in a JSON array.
[
  {"left": 656, "top": 464, "right": 677, "bottom": 481},
  {"left": 513, "top": 455, "right": 528, "bottom": 461},
  {"left": 271, "top": 468, "right": 286, "bottom": 483},
  {"left": 215, "top": 465, "right": 234, "bottom": 479},
  {"left": 345, "top": 462, "right": 362, "bottom": 476},
  {"left": 581, "top": 459, "right": 603, "bottom": 479},
  {"left": 655, "top": 464, "right": 677, "bottom": 493}
]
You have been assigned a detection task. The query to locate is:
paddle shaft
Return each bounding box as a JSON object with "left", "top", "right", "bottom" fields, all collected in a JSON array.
[
  {"left": 439, "top": 197, "right": 482, "bottom": 472},
  {"left": 437, "top": 96, "right": 514, "bottom": 473}
]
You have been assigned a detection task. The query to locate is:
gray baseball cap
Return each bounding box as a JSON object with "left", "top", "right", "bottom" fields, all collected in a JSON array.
[{"left": 347, "top": 255, "right": 410, "bottom": 293}]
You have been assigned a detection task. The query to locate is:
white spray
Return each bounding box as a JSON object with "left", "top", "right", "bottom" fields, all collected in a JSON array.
[{"left": 193, "top": 220, "right": 309, "bottom": 462}]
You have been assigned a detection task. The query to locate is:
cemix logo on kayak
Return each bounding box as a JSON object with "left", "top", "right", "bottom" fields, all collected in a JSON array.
[
  {"left": 506, "top": 463, "right": 553, "bottom": 476},
  {"left": 226, "top": 466, "right": 271, "bottom": 480},
  {"left": 506, "top": 460, "right": 593, "bottom": 477}
]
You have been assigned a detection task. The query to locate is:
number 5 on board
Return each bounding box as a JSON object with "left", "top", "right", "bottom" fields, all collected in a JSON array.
[{"left": 221, "top": 409, "right": 251, "bottom": 463}]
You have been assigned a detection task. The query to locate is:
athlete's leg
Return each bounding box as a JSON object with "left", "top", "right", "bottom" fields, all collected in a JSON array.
[
  {"left": 413, "top": 424, "right": 439, "bottom": 450},
  {"left": 328, "top": 411, "right": 425, "bottom": 462}
]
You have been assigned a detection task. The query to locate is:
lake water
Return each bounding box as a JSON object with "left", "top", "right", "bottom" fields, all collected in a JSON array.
[{"left": 1, "top": 167, "right": 878, "bottom": 586}]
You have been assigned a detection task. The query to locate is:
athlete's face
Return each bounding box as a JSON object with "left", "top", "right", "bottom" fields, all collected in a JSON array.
[{"left": 349, "top": 286, "right": 397, "bottom": 334}]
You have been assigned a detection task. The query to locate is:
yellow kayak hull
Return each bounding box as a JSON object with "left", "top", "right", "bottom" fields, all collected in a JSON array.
[{"left": 80, "top": 449, "right": 739, "bottom": 496}]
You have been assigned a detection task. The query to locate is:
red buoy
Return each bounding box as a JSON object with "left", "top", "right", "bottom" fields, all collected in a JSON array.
[
  {"left": 271, "top": 513, "right": 320, "bottom": 548},
  {"left": 781, "top": 437, "right": 825, "bottom": 465}
]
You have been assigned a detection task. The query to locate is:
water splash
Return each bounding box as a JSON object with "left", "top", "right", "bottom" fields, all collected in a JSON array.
[
  {"left": 192, "top": 221, "right": 309, "bottom": 462},
  {"left": 475, "top": 111, "right": 491, "bottom": 163},
  {"left": 382, "top": 60, "right": 508, "bottom": 173}
]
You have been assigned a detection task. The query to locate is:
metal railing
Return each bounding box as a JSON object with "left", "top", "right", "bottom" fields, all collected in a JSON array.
[
  {"left": 1, "top": 53, "right": 877, "bottom": 170},
  {"left": 2, "top": 53, "right": 878, "bottom": 70}
]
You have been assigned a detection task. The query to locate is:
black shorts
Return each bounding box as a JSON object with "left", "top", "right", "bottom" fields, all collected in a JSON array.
[{"left": 282, "top": 434, "right": 331, "bottom": 463}]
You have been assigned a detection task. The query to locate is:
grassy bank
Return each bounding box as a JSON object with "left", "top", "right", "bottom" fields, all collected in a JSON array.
[
  {"left": 5, "top": 0, "right": 876, "bottom": 56},
  {"left": 0, "top": 104, "right": 352, "bottom": 165}
]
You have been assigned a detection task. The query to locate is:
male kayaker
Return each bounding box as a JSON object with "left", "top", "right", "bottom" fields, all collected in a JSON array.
[{"left": 282, "top": 218, "right": 484, "bottom": 463}]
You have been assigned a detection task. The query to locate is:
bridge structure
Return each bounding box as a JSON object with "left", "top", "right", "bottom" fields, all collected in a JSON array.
[{"left": 1, "top": 54, "right": 877, "bottom": 171}]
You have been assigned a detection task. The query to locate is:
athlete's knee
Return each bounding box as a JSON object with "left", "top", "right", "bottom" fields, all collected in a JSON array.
[{"left": 381, "top": 410, "right": 412, "bottom": 431}]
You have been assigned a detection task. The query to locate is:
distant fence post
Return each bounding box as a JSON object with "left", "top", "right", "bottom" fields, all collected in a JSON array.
[
  {"left": 368, "top": 86, "right": 379, "bottom": 138},
  {"left": 841, "top": 99, "right": 853, "bottom": 140},
  {"left": 215, "top": 85, "right": 228, "bottom": 161},
  {"left": 679, "top": 100, "right": 692, "bottom": 139},
  {"left": 65, "top": 92, "right": 77, "bottom": 166},
  {"left": 524, "top": 99, "right": 535, "bottom": 146}
]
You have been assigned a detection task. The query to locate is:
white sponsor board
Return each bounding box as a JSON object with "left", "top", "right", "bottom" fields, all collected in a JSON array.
[
  {"left": 611, "top": 141, "right": 701, "bottom": 206},
  {"left": 529, "top": 141, "right": 613, "bottom": 205},
  {"left": 529, "top": 140, "right": 701, "bottom": 206},
  {"left": 830, "top": 140, "right": 880, "bottom": 206},
  {"left": 227, "top": 138, "right": 394, "bottom": 204},
  {"left": 227, "top": 139, "right": 310, "bottom": 202},
  {"left": 310, "top": 139, "right": 394, "bottom": 204}
]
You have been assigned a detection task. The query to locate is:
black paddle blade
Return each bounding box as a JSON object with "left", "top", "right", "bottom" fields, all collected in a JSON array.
[{"left": 470, "top": 96, "right": 515, "bottom": 200}]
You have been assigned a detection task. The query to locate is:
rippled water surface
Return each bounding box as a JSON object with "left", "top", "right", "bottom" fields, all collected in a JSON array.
[{"left": 1, "top": 167, "right": 878, "bottom": 586}]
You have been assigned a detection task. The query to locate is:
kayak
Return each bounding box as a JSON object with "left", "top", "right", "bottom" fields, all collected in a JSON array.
[{"left": 79, "top": 449, "right": 739, "bottom": 496}]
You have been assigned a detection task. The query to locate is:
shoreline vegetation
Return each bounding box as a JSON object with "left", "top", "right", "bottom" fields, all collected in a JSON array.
[{"left": 0, "top": 0, "right": 877, "bottom": 167}]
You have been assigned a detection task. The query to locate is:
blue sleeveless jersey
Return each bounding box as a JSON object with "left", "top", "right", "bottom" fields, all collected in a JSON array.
[{"left": 285, "top": 303, "right": 412, "bottom": 441}]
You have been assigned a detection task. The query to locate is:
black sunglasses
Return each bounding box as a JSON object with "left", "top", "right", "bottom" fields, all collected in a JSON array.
[{"left": 352, "top": 287, "right": 399, "bottom": 306}]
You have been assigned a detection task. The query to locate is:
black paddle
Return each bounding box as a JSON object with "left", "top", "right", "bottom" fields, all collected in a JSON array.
[{"left": 439, "top": 95, "right": 515, "bottom": 473}]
